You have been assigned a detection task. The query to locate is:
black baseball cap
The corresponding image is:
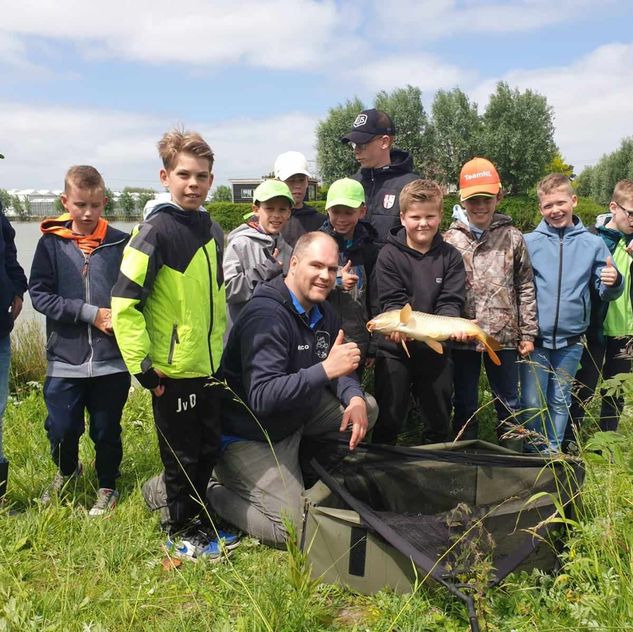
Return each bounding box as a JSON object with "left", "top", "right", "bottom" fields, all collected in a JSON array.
[{"left": 341, "top": 108, "right": 396, "bottom": 144}]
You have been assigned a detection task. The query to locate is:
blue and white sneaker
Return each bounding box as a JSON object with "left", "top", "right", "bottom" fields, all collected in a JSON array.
[
  {"left": 198, "top": 523, "right": 241, "bottom": 551},
  {"left": 166, "top": 529, "right": 224, "bottom": 563}
]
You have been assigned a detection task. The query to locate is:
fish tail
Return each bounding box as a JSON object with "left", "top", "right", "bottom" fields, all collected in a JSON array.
[{"left": 479, "top": 333, "right": 502, "bottom": 366}]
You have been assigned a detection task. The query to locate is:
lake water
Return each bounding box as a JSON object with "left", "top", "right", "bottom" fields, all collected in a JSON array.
[{"left": 8, "top": 220, "right": 139, "bottom": 325}]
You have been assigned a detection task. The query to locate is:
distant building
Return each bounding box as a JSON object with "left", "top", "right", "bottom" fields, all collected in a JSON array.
[{"left": 229, "top": 177, "right": 319, "bottom": 204}]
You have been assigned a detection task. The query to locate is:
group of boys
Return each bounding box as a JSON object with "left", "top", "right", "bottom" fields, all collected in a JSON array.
[{"left": 1, "top": 108, "right": 632, "bottom": 560}]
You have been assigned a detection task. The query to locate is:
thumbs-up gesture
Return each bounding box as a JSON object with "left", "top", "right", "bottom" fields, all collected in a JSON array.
[
  {"left": 600, "top": 255, "right": 619, "bottom": 287},
  {"left": 340, "top": 260, "right": 359, "bottom": 291},
  {"left": 321, "top": 329, "right": 361, "bottom": 379}
]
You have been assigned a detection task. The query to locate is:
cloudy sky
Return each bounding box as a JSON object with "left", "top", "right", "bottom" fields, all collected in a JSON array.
[{"left": 1, "top": 0, "right": 632, "bottom": 191}]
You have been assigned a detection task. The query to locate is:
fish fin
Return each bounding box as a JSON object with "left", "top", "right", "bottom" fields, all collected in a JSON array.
[
  {"left": 400, "top": 304, "right": 412, "bottom": 324},
  {"left": 424, "top": 338, "right": 444, "bottom": 355},
  {"left": 479, "top": 334, "right": 502, "bottom": 366},
  {"left": 401, "top": 339, "right": 411, "bottom": 358}
]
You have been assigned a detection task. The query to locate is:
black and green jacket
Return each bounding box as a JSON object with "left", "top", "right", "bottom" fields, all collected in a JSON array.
[{"left": 111, "top": 204, "right": 226, "bottom": 385}]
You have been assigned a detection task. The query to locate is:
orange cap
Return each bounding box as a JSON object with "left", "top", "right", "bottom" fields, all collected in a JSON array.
[{"left": 459, "top": 157, "right": 501, "bottom": 201}]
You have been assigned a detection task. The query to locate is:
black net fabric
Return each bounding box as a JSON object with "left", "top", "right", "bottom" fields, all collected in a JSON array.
[{"left": 306, "top": 439, "right": 584, "bottom": 584}]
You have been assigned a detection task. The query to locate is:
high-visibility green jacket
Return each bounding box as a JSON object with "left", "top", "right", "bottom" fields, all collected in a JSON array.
[{"left": 111, "top": 204, "right": 226, "bottom": 380}]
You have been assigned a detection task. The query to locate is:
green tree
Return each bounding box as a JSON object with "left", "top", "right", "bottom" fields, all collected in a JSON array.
[
  {"left": 137, "top": 190, "right": 156, "bottom": 214},
  {"left": 316, "top": 97, "right": 365, "bottom": 185},
  {"left": 103, "top": 188, "right": 116, "bottom": 219},
  {"left": 212, "top": 185, "right": 232, "bottom": 202},
  {"left": 10, "top": 195, "right": 25, "bottom": 219},
  {"left": 0, "top": 189, "right": 11, "bottom": 211},
  {"left": 375, "top": 85, "right": 434, "bottom": 176},
  {"left": 481, "top": 82, "right": 556, "bottom": 194},
  {"left": 431, "top": 88, "right": 482, "bottom": 187},
  {"left": 53, "top": 196, "right": 64, "bottom": 214},
  {"left": 119, "top": 190, "right": 136, "bottom": 220},
  {"left": 574, "top": 138, "right": 633, "bottom": 204},
  {"left": 546, "top": 151, "right": 575, "bottom": 179}
]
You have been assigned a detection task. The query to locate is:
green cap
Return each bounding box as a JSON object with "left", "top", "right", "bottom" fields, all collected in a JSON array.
[
  {"left": 326, "top": 178, "right": 365, "bottom": 210},
  {"left": 253, "top": 179, "right": 294, "bottom": 206}
]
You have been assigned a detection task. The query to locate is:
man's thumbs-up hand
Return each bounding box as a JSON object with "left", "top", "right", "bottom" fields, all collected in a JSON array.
[{"left": 322, "top": 328, "right": 361, "bottom": 379}]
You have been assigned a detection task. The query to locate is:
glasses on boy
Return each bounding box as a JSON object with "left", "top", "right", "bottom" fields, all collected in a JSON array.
[{"left": 615, "top": 201, "right": 633, "bottom": 219}]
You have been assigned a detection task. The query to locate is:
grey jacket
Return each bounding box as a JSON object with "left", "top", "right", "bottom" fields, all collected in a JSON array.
[{"left": 223, "top": 222, "right": 293, "bottom": 328}]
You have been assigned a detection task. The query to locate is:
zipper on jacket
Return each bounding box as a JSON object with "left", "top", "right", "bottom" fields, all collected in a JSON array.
[
  {"left": 167, "top": 324, "right": 179, "bottom": 364},
  {"left": 551, "top": 233, "right": 564, "bottom": 350},
  {"left": 202, "top": 242, "right": 215, "bottom": 374},
  {"left": 84, "top": 253, "right": 94, "bottom": 377}
]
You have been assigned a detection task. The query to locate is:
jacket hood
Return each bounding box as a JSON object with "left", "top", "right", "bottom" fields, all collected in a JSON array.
[
  {"left": 39, "top": 214, "right": 126, "bottom": 245},
  {"left": 320, "top": 218, "right": 378, "bottom": 246},
  {"left": 448, "top": 212, "right": 513, "bottom": 235},
  {"left": 359, "top": 148, "right": 414, "bottom": 179},
  {"left": 143, "top": 195, "right": 206, "bottom": 220},
  {"left": 533, "top": 215, "right": 586, "bottom": 238},
  {"left": 227, "top": 222, "right": 282, "bottom": 246},
  {"left": 386, "top": 225, "right": 444, "bottom": 259}
]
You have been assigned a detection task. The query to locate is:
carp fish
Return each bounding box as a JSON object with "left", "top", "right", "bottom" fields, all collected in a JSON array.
[{"left": 366, "top": 304, "right": 502, "bottom": 365}]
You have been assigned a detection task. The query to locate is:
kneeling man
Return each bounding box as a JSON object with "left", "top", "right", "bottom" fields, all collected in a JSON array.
[{"left": 208, "top": 231, "right": 378, "bottom": 548}]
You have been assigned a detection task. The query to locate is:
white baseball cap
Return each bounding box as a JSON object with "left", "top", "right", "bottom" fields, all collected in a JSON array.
[{"left": 274, "top": 151, "right": 311, "bottom": 182}]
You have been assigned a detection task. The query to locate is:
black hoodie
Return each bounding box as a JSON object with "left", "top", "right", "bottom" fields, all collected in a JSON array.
[
  {"left": 375, "top": 226, "right": 466, "bottom": 358},
  {"left": 219, "top": 274, "right": 364, "bottom": 441},
  {"left": 352, "top": 148, "right": 418, "bottom": 244}
]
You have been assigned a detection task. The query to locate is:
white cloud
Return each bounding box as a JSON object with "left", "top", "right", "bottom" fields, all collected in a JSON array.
[
  {"left": 369, "top": 0, "right": 602, "bottom": 42},
  {"left": 470, "top": 42, "right": 633, "bottom": 171},
  {"left": 349, "top": 53, "right": 471, "bottom": 93},
  {"left": 1, "top": 0, "right": 363, "bottom": 71},
  {"left": 0, "top": 100, "right": 318, "bottom": 190}
]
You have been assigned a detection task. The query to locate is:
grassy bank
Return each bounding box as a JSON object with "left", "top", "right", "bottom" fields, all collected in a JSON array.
[{"left": 1, "top": 325, "right": 632, "bottom": 630}]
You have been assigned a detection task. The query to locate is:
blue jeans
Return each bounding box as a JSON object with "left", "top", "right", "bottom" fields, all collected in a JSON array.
[
  {"left": 0, "top": 335, "right": 10, "bottom": 463},
  {"left": 519, "top": 344, "right": 583, "bottom": 452},
  {"left": 453, "top": 348, "right": 520, "bottom": 440}
]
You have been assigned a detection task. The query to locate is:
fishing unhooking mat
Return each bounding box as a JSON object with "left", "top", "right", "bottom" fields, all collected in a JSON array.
[{"left": 300, "top": 439, "right": 584, "bottom": 628}]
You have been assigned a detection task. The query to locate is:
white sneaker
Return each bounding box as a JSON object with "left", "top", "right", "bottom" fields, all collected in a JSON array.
[{"left": 89, "top": 488, "right": 119, "bottom": 516}]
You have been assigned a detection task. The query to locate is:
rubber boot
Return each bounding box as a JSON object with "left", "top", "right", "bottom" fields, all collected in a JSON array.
[{"left": 0, "top": 460, "right": 8, "bottom": 501}]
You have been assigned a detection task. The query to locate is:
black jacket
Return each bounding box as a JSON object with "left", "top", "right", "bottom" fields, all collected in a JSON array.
[
  {"left": 280, "top": 204, "right": 326, "bottom": 248},
  {"left": 319, "top": 220, "right": 379, "bottom": 361},
  {"left": 219, "top": 274, "right": 364, "bottom": 441},
  {"left": 352, "top": 148, "right": 418, "bottom": 245},
  {"left": 375, "top": 227, "right": 466, "bottom": 358},
  {"left": 0, "top": 210, "right": 27, "bottom": 338}
]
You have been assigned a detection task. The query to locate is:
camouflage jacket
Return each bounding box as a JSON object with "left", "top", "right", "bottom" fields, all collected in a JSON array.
[{"left": 444, "top": 213, "right": 538, "bottom": 348}]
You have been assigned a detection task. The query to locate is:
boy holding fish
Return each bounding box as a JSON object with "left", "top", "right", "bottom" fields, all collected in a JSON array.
[
  {"left": 371, "top": 179, "right": 466, "bottom": 444},
  {"left": 444, "top": 157, "right": 538, "bottom": 442}
]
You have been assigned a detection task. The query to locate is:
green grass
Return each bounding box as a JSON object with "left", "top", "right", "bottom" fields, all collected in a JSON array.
[{"left": 2, "top": 336, "right": 633, "bottom": 630}]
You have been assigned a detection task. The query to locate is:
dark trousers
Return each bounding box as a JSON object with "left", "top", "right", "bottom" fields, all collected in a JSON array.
[
  {"left": 567, "top": 336, "right": 632, "bottom": 438},
  {"left": 452, "top": 348, "right": 520, "bottom": 440},
  {"left": 44, "top": 372, "right": 130, "bottom": 489},
  {"left": 373, "top": 351, "right": 453, "bottom": 445},
  {"left": 152, "top": 377, "right": 221, "bottom": 533}
]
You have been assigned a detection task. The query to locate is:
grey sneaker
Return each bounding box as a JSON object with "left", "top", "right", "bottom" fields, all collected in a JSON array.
[
  {"left": 40, "top": 463, "right": 83, "bottom": 505},
  {"left": 89, "top": 488, "right": 119, "bottom": 517}
]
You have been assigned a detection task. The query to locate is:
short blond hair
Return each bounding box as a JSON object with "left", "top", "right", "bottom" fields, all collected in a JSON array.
[
  {"left": 64, "top": 165, "right": 105, "bottom": 194},
  {"left": 613, "top": 180, "right": 633, "bottom": 207},
  {"left": 400, "top": 179, "right": 443, "bottom": 214},
  {"left": 537, "top": 173, "right": 574, "bottom": 199},
  {"left": 158, "top": 129, "right": 214, "bottom": 171}
]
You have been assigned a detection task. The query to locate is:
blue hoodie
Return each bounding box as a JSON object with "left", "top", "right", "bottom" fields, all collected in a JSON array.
[{"left": 524, "top": 216, "right": 623, "bottom": 349}]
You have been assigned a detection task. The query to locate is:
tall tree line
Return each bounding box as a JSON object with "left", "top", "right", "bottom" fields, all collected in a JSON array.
[{"left": 316, "top": 82, "right": 557, "bottom": 195}]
